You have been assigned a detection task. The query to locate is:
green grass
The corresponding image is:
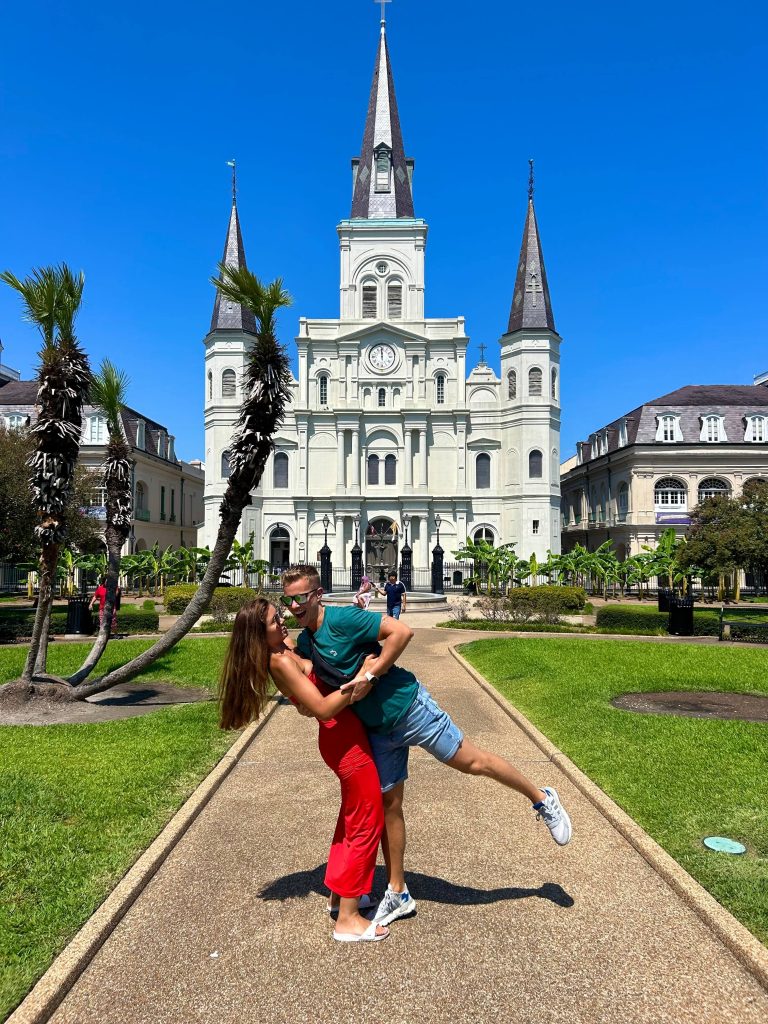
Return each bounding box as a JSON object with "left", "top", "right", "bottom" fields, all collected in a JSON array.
[
  {"left": 459, "top": 637, "right": 768, "bottom": 944},
  {"left": 0, "top": 638, "right": 234, "bottom": 1020}
]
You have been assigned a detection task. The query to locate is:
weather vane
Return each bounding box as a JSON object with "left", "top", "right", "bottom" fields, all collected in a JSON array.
[
  {"left": 227, "top": 159, "right": 237, "bottom": 203},
  {"left": 374, "top": 0, "right": 391, "bottom": 24},
  {"left": 528, "top": 158, "right": 534, "bottom": 201}
]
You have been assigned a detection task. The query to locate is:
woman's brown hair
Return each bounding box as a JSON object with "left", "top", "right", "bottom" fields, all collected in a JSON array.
[{"left": 219, "top": 597, "right": 275, "bottom": 730}]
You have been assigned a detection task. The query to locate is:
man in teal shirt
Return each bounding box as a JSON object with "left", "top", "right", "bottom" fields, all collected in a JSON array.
[{"left": 281, "top": 566, "right": 572, "bottom": 928}]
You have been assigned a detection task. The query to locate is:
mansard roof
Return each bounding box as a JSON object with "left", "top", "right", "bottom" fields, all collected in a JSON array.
[
  {"left": 507, "top": 197, "right": 556, "bottom": 333},
  {"left": 350, "top": 24, "right": 414, "bottom": 220},
  {"left": 209, "top": 201, "right": 257, "bottom": 335}
]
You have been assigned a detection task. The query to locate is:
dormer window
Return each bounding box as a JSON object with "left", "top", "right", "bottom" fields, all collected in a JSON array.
[
  {"left": 618, "top": 418, "right": 628, "bottom": 447},
  {"left": 700, "top": 414, "right": 726, "bottom": 443},
  {"left": 136, "top": 419, "right": 146, "bottom": 450},
  {"left": 88, "top": 415, "right": 107, "bottom": 444},
  {"left": 375, "top": 146, "right": 391, "bottom": 192},
  {"left": 655, "top": 414, "right": 682, "bottom": 443},
  {"left": 157, "top": 430, "right": 166, "bottom": 458},
  {"left": 746, "top": 415, "right": 767, "bottom": 442}
]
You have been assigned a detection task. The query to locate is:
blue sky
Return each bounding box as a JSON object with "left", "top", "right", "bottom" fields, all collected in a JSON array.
[{"left": 1, "top": 0, "right": 766, "bottom": 462}]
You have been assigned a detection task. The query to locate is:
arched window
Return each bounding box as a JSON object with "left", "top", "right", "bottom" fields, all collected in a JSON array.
[
  {"left": 362, "top": 283, "right": 377, "bottom": 319},
  {"left": 507, "top": 370, "right": 517, "bottom": 399},
  {"left": 221, "top": 451, "right": 231, "bottom": 479},
  {"left": 273, "top": 452, "right": 289, "bottom": 488},
  {"left": 617, "top": 482, "right": 630, "bottom": 518},
  {"left": 658, "top": 414, "right": 679, "bottom": 442},
  {"left": 207, "top": 371, "right": 213, "bottom": 400},
  {"left": 698, "top": 477, "right": 728, "bottom": 502},
  {"left": 318, "top": 375, "right": 329, "bottom": 406},
  {"left": 528, "top": 367, "right": 542, "bottom": 396},
  {"left": 88, "top": 415, "right": 107, "bottom": 444},
  {"left": 135, "top": 482, "right": 146, "bottom": 511},
  {"left": 702, "top": 415, "right": 724, "bottom": 442},
  {"left": 436, "top": 374, "right": 446, "bottom": 405},
  {"left": 654, "top": 477, "right": 686, "bottom": 509},
  {"left": 222, "top": 369, "right": 236, "bottom": 398},
  {"left": 551, "top": 367, "right": 558, "bottom": 399},
  {"left": 528, "top": 449, "right": 543, "bottom": 478},
  {"left": 473, "top": 527, "right": 494, "bottom": 546},
  {"left": 476, "top": 453, "right": 491, "bottom": 489},
  {"left": 746, "top": 416, "right": 767, "bottom": 443},
  {"left": 367, "top": 454, "right": 380, "bottom": 485},
  {"left": 385, "top": 453, "right": 396, "bottom": 485},
  {"left": 378, "top": 388, "right": 386, "bottom": 408},
  {"left": 387, "top": 283, "right": 403, "bottom": 319}
]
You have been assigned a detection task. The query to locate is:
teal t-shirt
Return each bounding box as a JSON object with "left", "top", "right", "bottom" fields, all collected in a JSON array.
[{"left": 296, "top": 605, "right": 418, "bottom": 733}]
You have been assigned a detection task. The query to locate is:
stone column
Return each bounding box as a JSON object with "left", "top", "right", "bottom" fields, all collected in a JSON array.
[
  {"left": 419, "top": 429, "right": 427, "bottom": 489},
  {"left": 351, "top": 429, "right": 360, "bottom": 490},
  {"left": 337, "top": 430, "right": 346, "bottom": 491},
  {"left": 404, "top": 429, "right": 413, "bottom": 488}
]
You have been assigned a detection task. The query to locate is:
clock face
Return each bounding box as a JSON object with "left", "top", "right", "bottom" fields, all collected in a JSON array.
[{"left": 369, "top": 344, "right": 396, "bottom": 371}]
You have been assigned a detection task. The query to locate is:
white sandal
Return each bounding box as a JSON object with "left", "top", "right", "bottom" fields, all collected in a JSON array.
[{"left": 333, "top": 920, "right": 389, "bottom": 943}]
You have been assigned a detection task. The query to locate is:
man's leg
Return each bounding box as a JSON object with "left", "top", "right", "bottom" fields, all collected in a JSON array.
[
  {"left": 381, "top": 782, "right": 407, "bottom": 891},
  {"left": 391, "top": 604, "right": 401, "bottom": 620},
  {"left": 446, "top": 738, "right": 543, "bottom": 803}
]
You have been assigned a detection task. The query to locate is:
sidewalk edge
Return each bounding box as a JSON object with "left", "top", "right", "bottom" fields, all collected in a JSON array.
[
  {"left": 449, "top": 645, "right": 768, "bottom": 991},
  {"left": 6, "top": 698, "right": 282, "bottom": 1024}
]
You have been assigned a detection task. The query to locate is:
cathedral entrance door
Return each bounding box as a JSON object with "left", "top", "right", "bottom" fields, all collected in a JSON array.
[
  {"left": 365, "top": 517, "right": 399, "bottom": 582},
  {"left": 270, "top": 527, "right": 290, "bottom": 569}
]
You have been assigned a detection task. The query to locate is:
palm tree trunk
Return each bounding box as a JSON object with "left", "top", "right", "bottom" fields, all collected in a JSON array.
[
  {"left": 65, "top": 526, "right": 124, "bottom": 686},
  {"left": 23, "top": 543, "right": 59, "bottom": 682}
]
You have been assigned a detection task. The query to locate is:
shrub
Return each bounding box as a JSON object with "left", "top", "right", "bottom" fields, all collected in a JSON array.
[
  {"left": 448, "top": 598, "right": 471, "bottom": 622},
  {"left": 596, "top": 606, "right": 667, "bottom": 634},
  {"left": 142, "top": 599, "right": 156, "bottom": 611},
  {"left": 116, "top": 609, "right": 159, "bottom": 634},
  {"left": 164, "top": 584, "right": 261, "bottom": 615},
  {"left": 0, "top": 606, "right": 159, "bottom": 642},
  {"left": 164, "top": 584, "right": 197, "bottom": 614}
]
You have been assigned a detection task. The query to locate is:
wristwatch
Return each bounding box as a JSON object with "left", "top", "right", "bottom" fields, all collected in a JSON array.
[{"left": 364, "top": 670, "right": 379, "bottom": 685}]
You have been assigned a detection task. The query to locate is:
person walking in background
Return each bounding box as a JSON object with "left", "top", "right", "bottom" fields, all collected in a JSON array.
[
  {"left": 378, "top": 571, "right": 406, "bottom": 618},
  {"left": 90, "top": 577, "right": 120, "bottom": 631},
  {"left": 353, "top": 575, "right": 375, "bottom": 610}
]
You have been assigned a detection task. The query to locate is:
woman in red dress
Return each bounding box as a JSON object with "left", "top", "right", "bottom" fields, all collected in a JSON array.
[{"left": 219, "top": 598, "right": 388, "bottom": 943}]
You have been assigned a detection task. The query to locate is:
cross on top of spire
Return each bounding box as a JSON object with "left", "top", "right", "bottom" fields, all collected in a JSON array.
[
  {"left": 528, "top": 158, "right": 534, "bottom": 201},
  {"left": 227, "top": 159, "right": 237, "bottom": 204},
  {"left": 375, "top": 0, "right": 391, "bottom": 25}
]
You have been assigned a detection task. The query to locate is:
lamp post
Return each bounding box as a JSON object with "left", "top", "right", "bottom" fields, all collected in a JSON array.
[
  {"left": 320, "top": 514, "right": 332, "bottom": 592},
  {"left": 400, "top": 512, "right": 412, "bottom": 590},
  {"left": 431, "top": 512, "right": 444, "bottom": 595},
  {"left": 351, "top": 513, "right": 363, "bottom": 591}
]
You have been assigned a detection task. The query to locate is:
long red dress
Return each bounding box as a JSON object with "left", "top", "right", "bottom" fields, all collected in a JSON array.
[{"left": 308, "top": 673, "right": 384, "bottom": 899}]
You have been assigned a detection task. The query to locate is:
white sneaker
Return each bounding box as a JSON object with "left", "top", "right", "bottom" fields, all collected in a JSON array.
[
  {"left": 372, "top": 886, "right": 417, "bottom": 926},
  {"left": 327, "top": 892, "right": 376, "bottom": 917},
  {"left": 535, "top": 787, "right": 572, "bottom": 846}
]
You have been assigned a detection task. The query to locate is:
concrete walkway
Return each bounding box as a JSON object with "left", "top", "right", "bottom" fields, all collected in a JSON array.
[{"left": 34, "top": 631, "right": 768, "bottom": 1023}]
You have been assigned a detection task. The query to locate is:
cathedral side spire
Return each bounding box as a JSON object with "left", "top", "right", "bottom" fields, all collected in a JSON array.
[
  {"left": 350, "top": 17, "right": 414, "bottom": 219},
  {"left": 507, "top": 162, "right": 556, "bottom": 333},
  {"left": 210, "top": 181, "right": 257, "bottom": 335}
]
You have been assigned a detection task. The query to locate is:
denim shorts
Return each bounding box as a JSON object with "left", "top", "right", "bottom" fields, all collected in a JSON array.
[{"left": 368, "top": 684, "right": 464, "bottom": 793}]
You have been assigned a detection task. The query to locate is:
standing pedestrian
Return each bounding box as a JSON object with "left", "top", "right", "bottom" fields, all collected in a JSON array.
[{"left": 378, "top": 571, "right": 406, "bottom": 618}]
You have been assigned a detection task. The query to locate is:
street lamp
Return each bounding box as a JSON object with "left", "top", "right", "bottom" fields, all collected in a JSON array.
[
  {"left": 434, "top": 513, "right": 442, "bottom": 548},
  {"left": 320, "top": 515, "right": 332, "bottom": 592},
  {"left": 351, "top": 513, "right": 363, "bottom": 590},
  {"left": 353, "top": 513, "right": 360, "bottom": 546},
  {"left": 322, "top": 514, "right": 330, "bottom": 547},
  {"left": 400, "top": 513, "right": 412, "bottom": 590},
  {"left": 403, "top": 513, "right": 411, "bottom": 546}
]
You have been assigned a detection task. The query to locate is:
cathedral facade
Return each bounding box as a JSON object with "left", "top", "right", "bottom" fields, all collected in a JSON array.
[{"left": 202, "top": 22, "right": 562, "bottom": 582}]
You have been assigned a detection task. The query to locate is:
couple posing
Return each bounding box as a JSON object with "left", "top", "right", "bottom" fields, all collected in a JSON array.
[{"left": 219, "top": 565, "right": 572, "bottom": 943}]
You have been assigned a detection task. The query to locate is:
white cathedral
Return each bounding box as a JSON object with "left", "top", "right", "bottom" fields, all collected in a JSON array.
[{"left": 202, "top": 20, "right": 562, "bottom": 584}]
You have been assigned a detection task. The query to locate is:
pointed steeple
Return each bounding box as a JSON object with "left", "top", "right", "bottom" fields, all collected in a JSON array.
[
  {"left": 210, "top": 195, "right": 257, "bottom": 334},
  {"left": 350, "top": 20, "right": 414, "bottom": 219},
  {"left": 507, "top": 163, "right": 555, "bottom": 333}
]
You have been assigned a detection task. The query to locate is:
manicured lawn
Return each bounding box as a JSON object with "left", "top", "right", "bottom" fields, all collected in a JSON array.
[
  {"left": 459, "top": 637, "right": 768, "bottom": 943},
  {"left": 0, "top": 638, "right": 233, "bottom": 1021}
]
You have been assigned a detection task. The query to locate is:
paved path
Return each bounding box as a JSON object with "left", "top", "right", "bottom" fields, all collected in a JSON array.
[{"left": 47, "top": 631, "right": 767, "bottom": 1024}]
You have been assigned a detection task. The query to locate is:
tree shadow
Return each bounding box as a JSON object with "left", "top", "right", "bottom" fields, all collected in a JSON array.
[{"left": 258, "top": 866, "right": 574, "bottom": 909}]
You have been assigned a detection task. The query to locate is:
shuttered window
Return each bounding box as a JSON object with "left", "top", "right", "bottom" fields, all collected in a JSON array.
[
  {"left": 528, "top": 367, "right": 542, "bottom": 396},
  {"left": 222, "top": 369, "right": 236, "bottom": 398},
  {"left": 385, "top": 454, "right": 396, "bottom": 485},
  {"left": 387, "top": 284, "right": 402, "bottom": 319},
  {"left": 362, "top": 284, "right": 377, "bottom": 319}
]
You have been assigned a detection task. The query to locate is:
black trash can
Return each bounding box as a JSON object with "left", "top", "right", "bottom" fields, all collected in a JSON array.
[
  {"left": 66, "top": 596, "right": 93, "bottom": 635},
  {"left": 668, "top": 595, "right": 694, "bottom": 636},
  {"left": 658, "top": 587, "right": 673, "bottom": 612}
]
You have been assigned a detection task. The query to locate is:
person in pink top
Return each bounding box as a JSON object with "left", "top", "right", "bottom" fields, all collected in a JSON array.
[{"left": 352, "top": 575, "right": 375, "bottom": 610}]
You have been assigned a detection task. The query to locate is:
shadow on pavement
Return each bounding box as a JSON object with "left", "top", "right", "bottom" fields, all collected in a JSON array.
[{"left": 259, "top": 865, "right": 574, "bottom": 909}]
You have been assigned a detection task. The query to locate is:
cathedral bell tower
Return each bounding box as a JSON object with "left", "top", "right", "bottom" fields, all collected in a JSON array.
[{"left": 338, "top": 17, "right": 427, "bottom": 324}]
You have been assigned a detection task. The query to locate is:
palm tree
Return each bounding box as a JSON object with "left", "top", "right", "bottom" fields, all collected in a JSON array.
[
  {"left": 0, "top": 265, "right": 90, "bottom": 682},
  {"left": 68, "top": 267, "right": 293, "bottom": 699},
  {"left": 67, "top": 360, "right": 132, "bottom": 686}
]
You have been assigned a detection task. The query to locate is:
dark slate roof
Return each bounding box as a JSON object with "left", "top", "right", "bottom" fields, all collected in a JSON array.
[
  {"left": 507, "top": 198, "right": 556, "bottom": 333},
  {"left": 350, "top": 24, "right": 414, "bottom": 219},
  {"left": 0, "top": 380, "right": 38, "bottom": 404},
  {"left": 209, "top": 201, "right": 257, "bottom": 334},
  {"left": 576, "top": 385, "right": 768, "bottom": 461}
]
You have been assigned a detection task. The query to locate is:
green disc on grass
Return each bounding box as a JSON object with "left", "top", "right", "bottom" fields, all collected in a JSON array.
[{"left": 703, "top": 836, "right": 746, "bottom": 855}]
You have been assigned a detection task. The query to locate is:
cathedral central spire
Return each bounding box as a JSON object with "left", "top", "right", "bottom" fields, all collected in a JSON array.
[{"left": 350, "top": 18, "right": 414, "bottom": 219}]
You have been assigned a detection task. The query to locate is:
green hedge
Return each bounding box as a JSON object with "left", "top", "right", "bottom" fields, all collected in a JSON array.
[
  {"left": 594, "top": 605, "right": 768, "bottom": 639},
  {"left": 0, "top": 606, "right": 159, "bottom": 643},
  {"left": 506, "top": 585, "right": 586, "bottom": 614},
  {"left": 164, "top": 585, "right": 261, "bottom": 615}
]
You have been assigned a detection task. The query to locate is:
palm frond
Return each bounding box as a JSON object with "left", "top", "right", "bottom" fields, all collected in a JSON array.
[
  {"left": 211, "top": 264, "right": 292, "bottom": 334},
  {"left": 90, "top": 358, "right": 129, "bottom": 437},
  {"left": 0, "top": 266, "right": 61, "bottom": 347}
]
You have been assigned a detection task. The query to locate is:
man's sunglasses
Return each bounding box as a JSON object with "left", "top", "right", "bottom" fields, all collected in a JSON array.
[{"left": 279, "top": 588, "right": 319, "bottom": 608}]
